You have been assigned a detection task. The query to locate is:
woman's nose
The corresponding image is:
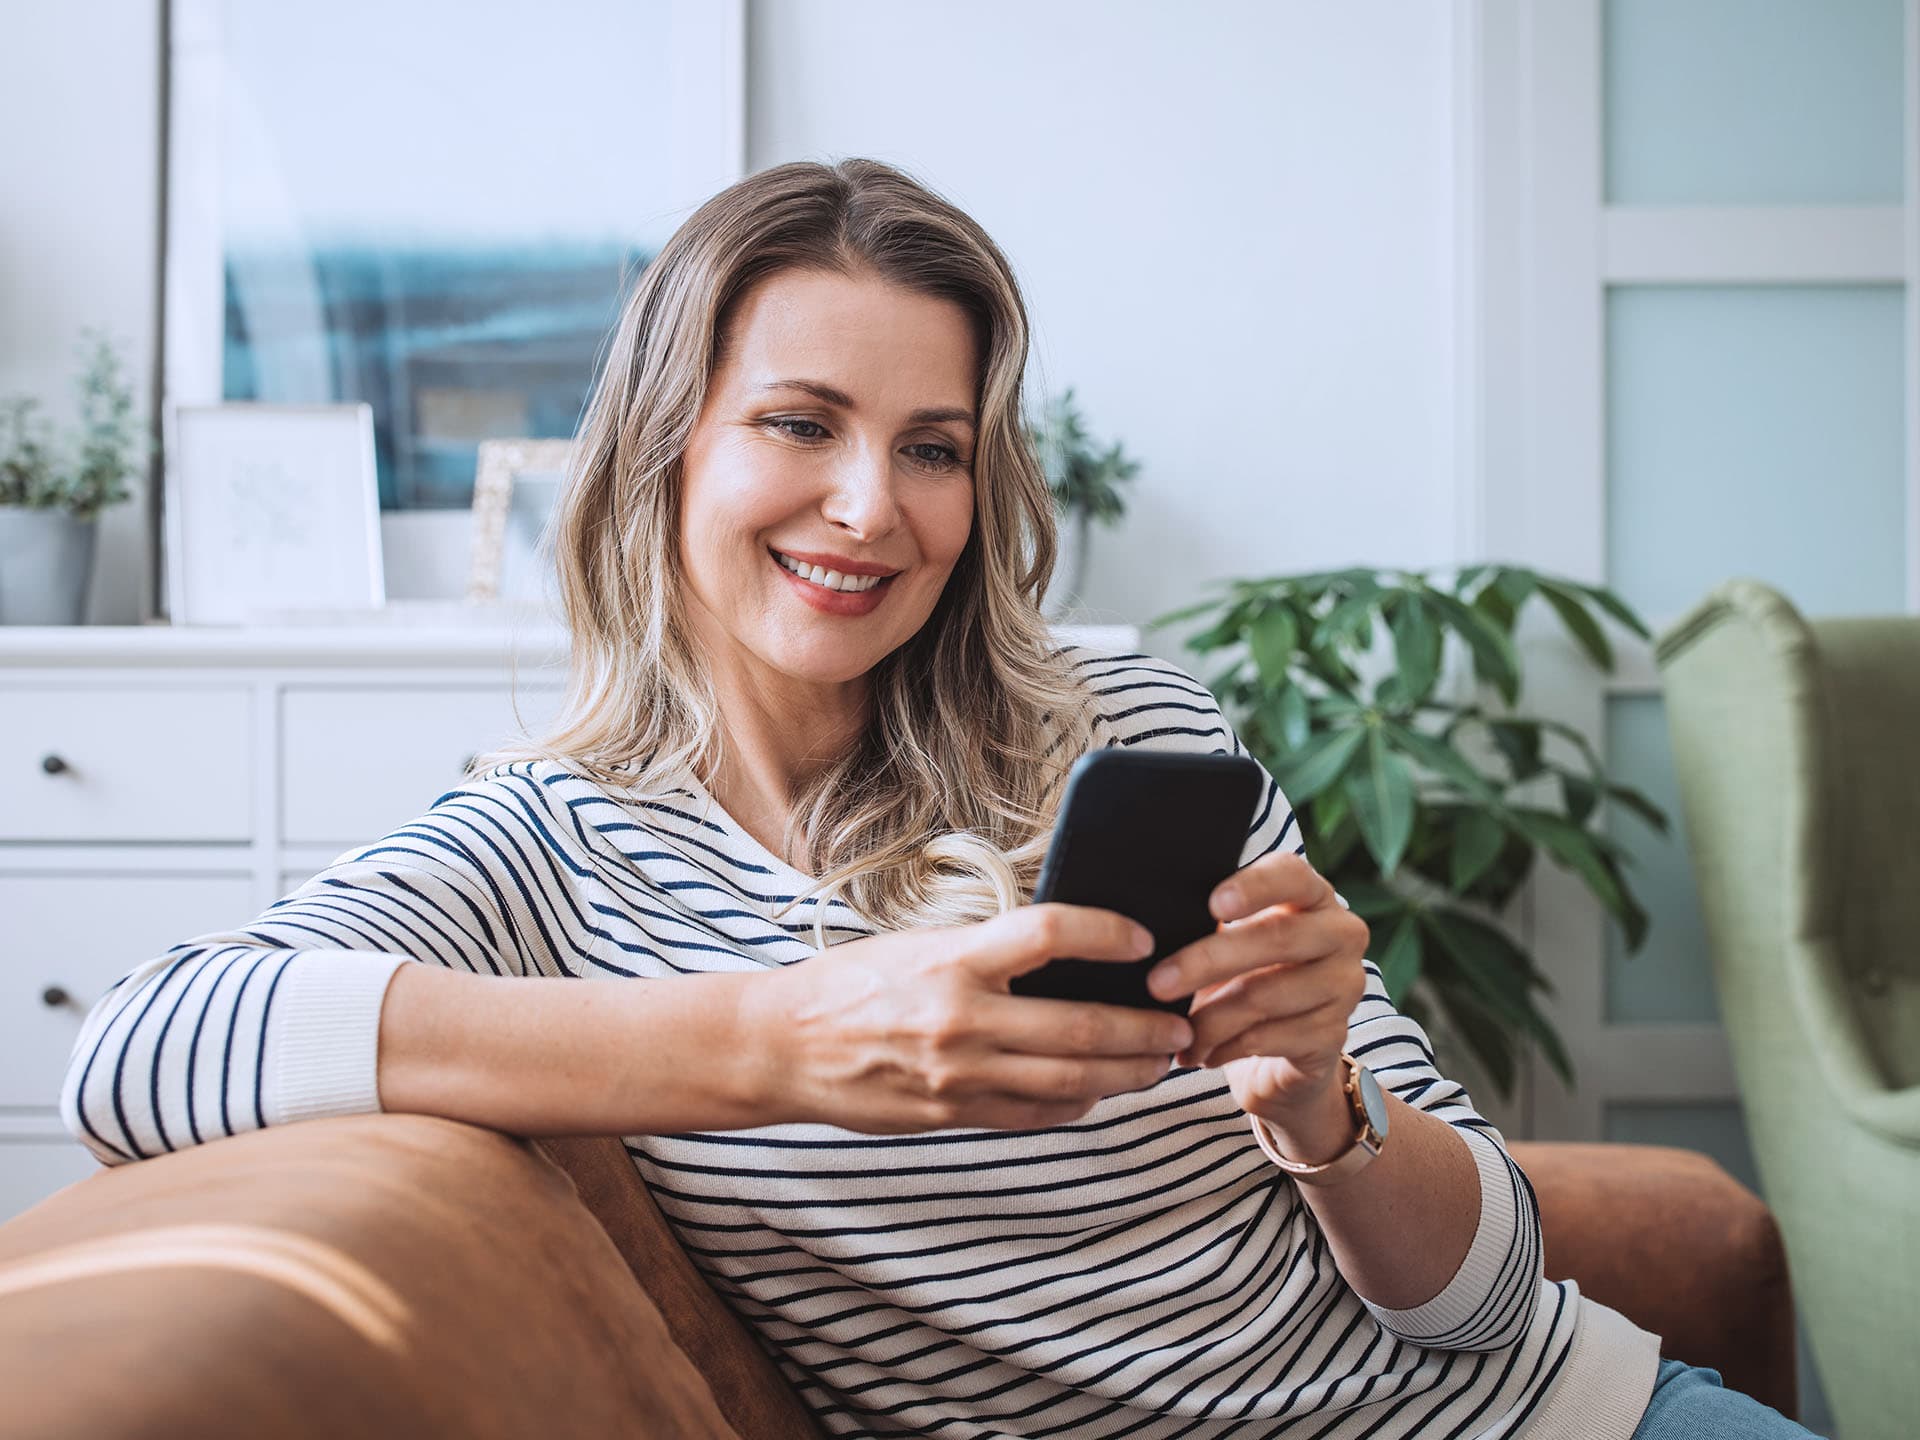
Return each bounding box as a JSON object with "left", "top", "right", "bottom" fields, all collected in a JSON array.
[{"left": 819, "top": 446, "right": 905, "bottom": 534}]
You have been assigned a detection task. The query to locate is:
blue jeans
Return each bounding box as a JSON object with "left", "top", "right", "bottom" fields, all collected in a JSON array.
[{"left": 1629, "top": 1357, "right": 1829, "bottom": 1439}]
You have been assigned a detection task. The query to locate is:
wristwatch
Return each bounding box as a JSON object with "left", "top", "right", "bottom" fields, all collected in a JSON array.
[{"left": 1247, "top": 1052, "right": 1389, "bottom": 1186}]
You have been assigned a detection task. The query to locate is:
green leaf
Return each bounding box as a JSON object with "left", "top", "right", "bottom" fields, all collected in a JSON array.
[
  {"left": 1505, "top": 809, "right": 1650, "bottom": 950},
  {"left": 1204, "top": 658, "right": 1244, "bottom": 695},
  {"left": 1313, "top": 590, "right": 1378, "bottom": 652},
  {"left": 1333, "top": 879, "right": 1403, "bottom": 918},
  {"left": 1487, "top": 719, "right": 1543, "bottom": 782},
  {"left": 1312, "top": 782, "right": 1352, "bottom": 839},
  {"left": 1494, "top": 568, "right": 1539, "bottom": 609},
  {"left": 1389, "top": 593, "right": 1442, "bottom": 702},
  {"left": 1313, "top": 693, "right": 1368, "bottom": 718},
  {"left": 1146, "top": 586, "right": 1236, "bottom": 628},
  {"left": 1345, "top": 727, "right": 1416, "bottom": 875},
  {"left": 1560, "top": 580, "right": 1652, "bottom": 640},
  {"left": 1274, "top": 725, "right": 1368, "bottom": 803},
  {"left": 1455, "top": 563, "right": 1490, "bottom": 591},
  {"left": 1423, "top": 908, "right": 1575, "bottom": 1084},
  {"left": 1604, "top": 780, "right": 1670, "bottom": 834},
  {"left": 1247, "top": 604, "right": 1298, "bottom": 688},
  {"left": 1471, "top": 581, "right": 1516, "bottom": 634},
  {"left": 1560, "top": 771, "right": 1599, "bottom": 825},
  {"left": 1276, "top": 683, "right": 1311, "bottom": 749},
  {"left": 1536, "top": 579, "right": 1614, "bottom": 671},
  {"left": 1375, "top": 912, "right": 1423, "bottom": 1006},
  {"left": 1427, "top": 979, "right": 1518, "bottom": 1099},
  {"left": 1422, "top": 589, "right": 1522, "bottom": 705},
  {"left": 1449, "top": 809, "right": 1506, "bottom": 893},
  {"left": 1380, "top": 720, "right": 1505, "bottom": 806},
  {"left": 1187, "top": 597, "right": 1259, "bottom": 652}
]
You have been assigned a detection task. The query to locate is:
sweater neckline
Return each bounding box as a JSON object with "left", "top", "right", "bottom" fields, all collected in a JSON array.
[{"left": 674, "top": 769, "right": 821, "bottom": 890}]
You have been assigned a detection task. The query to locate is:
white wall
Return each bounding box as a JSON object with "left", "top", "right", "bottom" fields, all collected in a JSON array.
[
  {"left": 0, "top": 0, "right": 1464, "bottom": 638},
  {"left": 748, "top": 1, "right": 1464, "bottom": 645},
  {"left": 0, "top": 0, "right": 161, "bottom": 625}
]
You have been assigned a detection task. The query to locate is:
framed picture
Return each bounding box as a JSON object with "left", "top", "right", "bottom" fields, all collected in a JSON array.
[
  {"left": 467, "top": 438, "right": 573, "bottom": 605},
  {"left": 161, "top": 0, "right": 744, "bottom": 520},
  {"left": 162, "top": 402, "right": 384, "bottom": 626}
]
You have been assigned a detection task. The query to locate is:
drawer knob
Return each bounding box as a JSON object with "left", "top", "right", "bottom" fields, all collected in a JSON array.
[
  {"left": 40, "top": 753, "right": 70, "bottom": 775},
  {"left": 42, "top": 984, "right": 74, "bottom": 1009}
]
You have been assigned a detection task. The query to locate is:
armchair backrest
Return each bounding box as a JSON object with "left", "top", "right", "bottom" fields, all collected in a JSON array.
[{"left": 1656, "top": 577, "right": 1920, "bottom": 1440}]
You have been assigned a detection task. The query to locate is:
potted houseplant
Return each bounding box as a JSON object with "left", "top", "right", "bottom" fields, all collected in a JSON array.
[
  {"left": 1149, "top": 565, "right": 1669, "bottom": 1102},
  {"left": 0, "top": 329, "right": 147, "bottom": 625},
  {"left": 1025, "top": 387, "right": 1139, "bottom": 619}
]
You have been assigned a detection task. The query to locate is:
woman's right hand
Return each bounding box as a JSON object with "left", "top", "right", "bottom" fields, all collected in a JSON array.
[{"left": 745, "top": 904, "right": 1197, "bottom": 1134}]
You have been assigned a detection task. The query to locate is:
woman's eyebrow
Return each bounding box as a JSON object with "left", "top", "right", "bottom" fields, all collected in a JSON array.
[{"left": 754, "top": 378, "right": 976, "bottom": 429}]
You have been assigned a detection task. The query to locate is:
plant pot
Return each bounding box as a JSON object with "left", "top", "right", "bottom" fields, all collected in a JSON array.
[{"left": 0, "top": 506, "right": 97, "bottom": 625}]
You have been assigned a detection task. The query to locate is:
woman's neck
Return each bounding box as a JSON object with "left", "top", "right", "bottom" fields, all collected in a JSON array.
[{"left": 700, "top": 669, "right": 871, "bottom": 872}]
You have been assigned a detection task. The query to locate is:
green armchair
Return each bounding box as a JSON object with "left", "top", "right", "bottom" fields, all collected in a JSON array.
[{"left": 1656, "top": 578, "right": 1920, "bottom": 1440}]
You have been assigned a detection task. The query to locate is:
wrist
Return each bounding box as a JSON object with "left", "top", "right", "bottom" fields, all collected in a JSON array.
[
  {"left": 731, "top": 969, "right": 803, "bottom": 1127},
  {"left": 1252, "top": 1071, "right": 1358, "bottom": 1167}
]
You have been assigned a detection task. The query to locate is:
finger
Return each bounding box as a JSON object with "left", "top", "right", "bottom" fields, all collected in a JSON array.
[
  {"left": 970, "top": 902, "right": 1155, "bottom": 987},
  {"left": 1190, "top": 995, "right": 1350, "bottom": 1069},
  {"left": 1178, "top": 957, "right": 1360, "bottom": 1063},
  {"left": 1148, "top": 901, "right": 1367, "bottom": 1002},
  {"left": 1210, "top": 851, "right": 1337, "bottom": 923},
  {"left": 938, "top": 1052, "right": 1176, "bottom": 1107},
  {"left": 976, "top": 990, "right": 1194, "bottom": 1058}
]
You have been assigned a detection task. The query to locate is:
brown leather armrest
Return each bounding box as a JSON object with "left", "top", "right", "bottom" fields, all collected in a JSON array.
[
  {"left": 1509, "top": 1139, "right": 1797, "bottom": 1419},
  {"left": 0, "top": 1115, "right": 750, "bottom": 1440}
]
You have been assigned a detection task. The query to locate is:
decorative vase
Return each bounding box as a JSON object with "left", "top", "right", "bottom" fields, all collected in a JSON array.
[{"left": 0, "top": 506, "right": 97, "bottom": 625}]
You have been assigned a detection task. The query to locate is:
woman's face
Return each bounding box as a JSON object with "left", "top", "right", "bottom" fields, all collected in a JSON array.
[{"left": 677, "top": 265, "right": 980, "bottom": 690}]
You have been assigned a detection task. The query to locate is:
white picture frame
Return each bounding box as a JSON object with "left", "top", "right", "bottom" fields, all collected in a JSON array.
[
  {"left": 467, "top": 438, "right": 573, "bottom": 605},
  {"left": 162, "top": 402, "right": 385, "bottom": 626}
]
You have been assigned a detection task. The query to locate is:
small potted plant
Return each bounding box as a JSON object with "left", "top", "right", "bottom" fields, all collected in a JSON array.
[
  {"left": 1025, "top": 387, "right": 1139, "bottom": 619},
  {"left": 0, "top": 329, "right": 147, "bottom": 625}
]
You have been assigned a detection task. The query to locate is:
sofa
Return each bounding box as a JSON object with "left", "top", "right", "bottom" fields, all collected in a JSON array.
[{"left": 0, "top": 1112, "right": 1797, "bottom": 1437}]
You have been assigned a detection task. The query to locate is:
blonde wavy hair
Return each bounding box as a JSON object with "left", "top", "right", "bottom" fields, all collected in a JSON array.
[{"left": 471, "top": 157, "right": 1105, "bottom": 951}]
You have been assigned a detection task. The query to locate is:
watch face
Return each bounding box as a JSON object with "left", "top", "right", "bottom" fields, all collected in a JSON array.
[{"left": 1356, "top": 1064, "right": 1389, "bottom": 1136}]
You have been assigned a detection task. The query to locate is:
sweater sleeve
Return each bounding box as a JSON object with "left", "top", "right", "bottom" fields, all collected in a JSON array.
[
  {"left": 1103, "top": 650, "right": 1545, "bottom": 1354},
  {"left": 58, "top": 770, "right": 546, "bottom": 1169}
]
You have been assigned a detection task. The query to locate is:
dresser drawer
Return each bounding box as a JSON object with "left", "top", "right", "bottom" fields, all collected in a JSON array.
[
  {"left": 0, "top": 870, "right": 257, "bottom": 1109},
  {"left": 0, "top": 686, "right": 254, "bottom": 841},
  {"left": 280, "top": 685, "right": 564, "bottom": 845}
]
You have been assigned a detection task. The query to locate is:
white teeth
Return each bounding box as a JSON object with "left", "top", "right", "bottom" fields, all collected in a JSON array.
[{"left": 774, "top": 551, "right": 886, "bottom": 593}]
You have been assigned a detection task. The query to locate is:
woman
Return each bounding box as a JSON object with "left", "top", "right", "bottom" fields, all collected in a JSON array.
[{"left": 62, "top": 158, "right": 1821, "bottom": 1439}]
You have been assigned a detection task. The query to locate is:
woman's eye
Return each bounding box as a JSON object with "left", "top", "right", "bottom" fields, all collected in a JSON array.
[
  {"left": 765, "top": 419, "right": 963, "bottom": 471},
  {"left": 907, "top": 443, "right": 962, "bottom": 469},
  {"left": 767, "top": 418, "right": 827, "bottom": 440}
]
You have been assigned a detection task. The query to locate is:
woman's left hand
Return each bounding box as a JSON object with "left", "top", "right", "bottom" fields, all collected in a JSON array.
[{"left": 1144, "top": 851, "right": 1371, "bottom": 1122}]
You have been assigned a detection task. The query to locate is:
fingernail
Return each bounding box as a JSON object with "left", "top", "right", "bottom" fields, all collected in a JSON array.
[
  {"left": 1172, "top": 1021, "right": 1194, "bottom": 1048},
  {"left": 1150, "top": 964, "right": 1181, "bottom": 998},
  {"left": 1212, "top": 885, "right": 1243, "bottom": 918},
  {"left": 1132, "top": 924, "right": 1155, "bottom": 955}
]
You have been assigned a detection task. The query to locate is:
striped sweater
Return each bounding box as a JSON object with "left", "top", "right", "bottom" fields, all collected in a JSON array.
[{"left": 61, "top": 644, "right": 1661, "bottom": 1439}]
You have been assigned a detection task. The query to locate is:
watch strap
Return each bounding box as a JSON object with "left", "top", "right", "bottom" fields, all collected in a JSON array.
[{"left": 1246, "top": 1053, "right": 1385, "bottom": 1185}]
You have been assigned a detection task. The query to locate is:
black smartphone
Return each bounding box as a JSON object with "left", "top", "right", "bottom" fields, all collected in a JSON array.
[{"left": 1008, "top": 748, "right": 1264, "bottom": 1019}]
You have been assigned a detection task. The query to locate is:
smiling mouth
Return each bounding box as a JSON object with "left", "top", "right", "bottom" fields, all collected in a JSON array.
[{"left": 767, "top": 547, "right": 899, "bottom": 594}]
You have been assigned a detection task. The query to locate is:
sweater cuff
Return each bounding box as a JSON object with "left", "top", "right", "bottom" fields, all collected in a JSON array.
[
  {"left": 1360, "top": 1124, "right": 1521, "bottom": 1343},
  {"left": 265, "top": 953, "right": 413, "bottom": 1125}
]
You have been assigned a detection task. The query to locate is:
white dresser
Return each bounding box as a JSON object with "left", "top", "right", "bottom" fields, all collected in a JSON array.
[{"left": 0, "top": 619, "right": 1139, "bottom": 1222}]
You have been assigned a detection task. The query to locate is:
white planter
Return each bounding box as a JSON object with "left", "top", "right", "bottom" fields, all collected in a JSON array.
[{"left": 0, "top": 508, "right": 96, "bottom": 625}]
